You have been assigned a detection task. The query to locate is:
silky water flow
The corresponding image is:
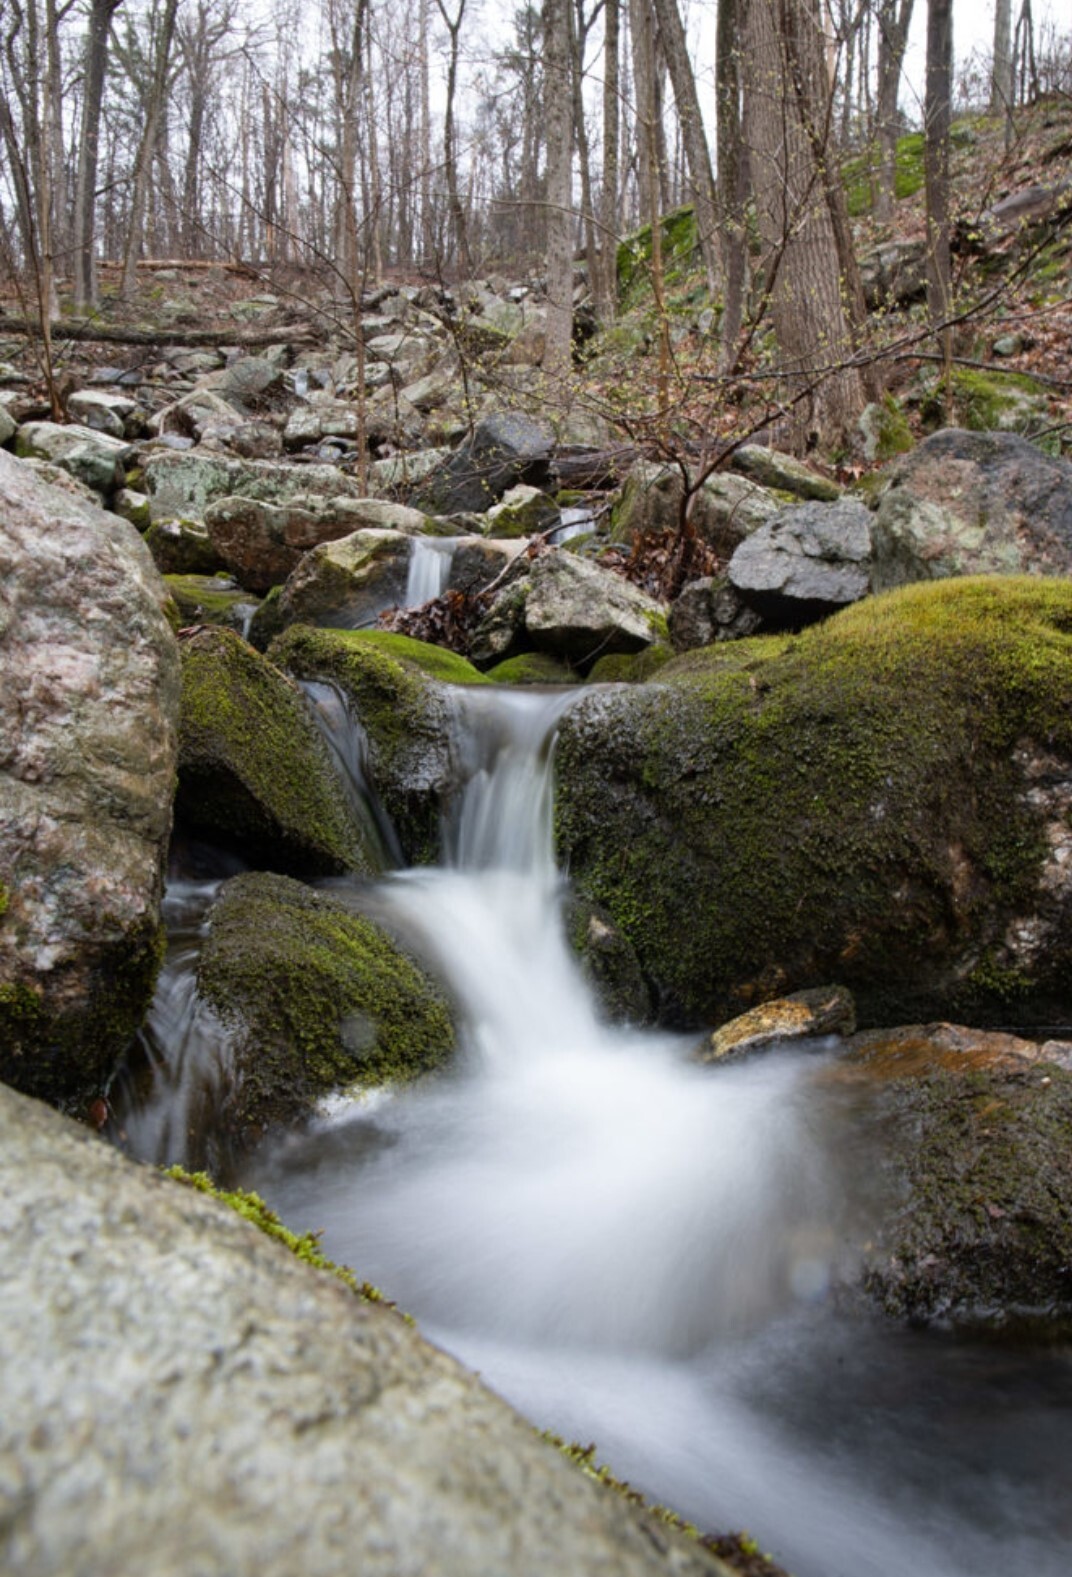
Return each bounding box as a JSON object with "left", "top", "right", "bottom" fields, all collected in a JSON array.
[{"left": 119, "top": 683, "right": 1072, "bottom": 1577}]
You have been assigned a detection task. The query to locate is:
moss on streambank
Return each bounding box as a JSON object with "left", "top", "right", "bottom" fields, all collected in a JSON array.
[
  {"left": 555, "top": 577, "right": 1072, "bottom": 1029},
  {"left": 178, "top": 626, "right": 372, "bottom": 875},
  {"left": 164, "top": 1166, "right": 404, "bottom": 1313},
  {"left": 196, "top": 872, "right": 454, "bottom": 1140}
]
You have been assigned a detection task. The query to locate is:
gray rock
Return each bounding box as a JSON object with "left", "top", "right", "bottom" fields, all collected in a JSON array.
[
  {"left": 410, "top": 412, "right": 555, "bottom": 515},
  {"left": 486, "top": 482, "right": 560, "bottom": 538},
  {"left": 871, "top": 428, "right": 1072, "bottom": 590},
  {"left": 15, "top": 457, "right": 104, "bottom": 507},
  {"left": 150, "top": 388, "right": 241, "bottom": 441},
  {"left": 0, "top": 1082, "right": 729, "bottom": 1577},
  {"left": 668, "top": 577, "right": 762, "bottom": 651},
  {"left": 860, "top": 237, "right": 928, "bottom": 309},
  {"left": 202, "top": 494, "right": 400, "bottom": 593},
  {"left": 0, "top": 402, "right": 15, "bottom": 445},
  {"left": 613, "top": 462, "right": 778, "bottom": 553},
  {"left": 729, "top": 445, "right": 841, "bottom": 502},
  {"left": 274, "top": 529, "right": 413, "bottom": 629},
  {"left": 15, "top": 419, "right": 133, "bottom": 495},
  {"left": 728, "top": 499, "right": 874, "bottom": 627},
  {"left": 0, "top": 451, "right": 180, "bottom": 1107},
  {"left": 66, "top": 388, "right": 140, "bottom": 439}
]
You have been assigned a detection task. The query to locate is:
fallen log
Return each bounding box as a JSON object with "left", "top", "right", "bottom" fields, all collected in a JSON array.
[{"left": 0, "top": 314, "right": 321, "bottom": 348}]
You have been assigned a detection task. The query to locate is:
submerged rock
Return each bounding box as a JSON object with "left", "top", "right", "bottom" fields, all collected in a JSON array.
[
  {"left": 195, "top": 871, "right": 454, "bottom": 1141},
  {"left": 0, "top": 1082, "right": 731, "bottom": 1577},
  {"left": 0, "top": 452, "right": 179, "bottom": 1107},
  {"left": 555, "top": 577, "right": 1072, "bottom": 1029},
  {"left": 177, "top": 627, "right": 374, "bottom": 875}
]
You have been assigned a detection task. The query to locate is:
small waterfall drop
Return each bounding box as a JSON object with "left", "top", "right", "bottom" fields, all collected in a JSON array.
[{"left": 405, "top": 535, "right": 457, "bottom": 607}]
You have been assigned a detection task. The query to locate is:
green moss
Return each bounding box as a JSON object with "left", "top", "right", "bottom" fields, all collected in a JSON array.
[
  {"left": 872, "top": 395, "right": 915, "bottom": 461},
  {"left": 617, "top": 204, "right": 700, "bottom": 306},
  {"left": 164, "top": 1166, "right": 405, "bottom": 1314},
  {"left": 166, "top": 574, "right": 255, "bottom": 629},
  {"left": 0, "top": 882, "right": 8, "bottom": 919},
  {"left": 922, "top": 368, "right": 1048, "bottom": 432},
  {"left": 588, "top": 645, "right": 674, "bottom": 684},
  {"left": 196, "top": 872, "right": 454, "bottom": 1137},
  {"left": 486, "top": 652, "right": 579, "bottom": 685},
  {"left": 178, "top": 626, "right": 373, "bottom": 875},
  {"left": 844, "top": 130, "right": 927, "bottom": 216},
  {"left": 556, "top": 577, "right": 1072, "bottom": 1028}
]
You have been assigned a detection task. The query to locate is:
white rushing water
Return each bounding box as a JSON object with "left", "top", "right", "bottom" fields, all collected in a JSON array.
[
  {"left": 119, "top": 683, "right": 1072, "bottom": 1577},
  {"left": 405, "top": 535, "right": 458, "bottom": 607},
  {"left": 243, "top": 685, "right": 1072, "bottom": 1577}
]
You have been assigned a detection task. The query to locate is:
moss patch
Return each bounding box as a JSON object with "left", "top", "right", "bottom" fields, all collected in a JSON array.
[
  {"left": 178, "top": 626, "right": 373, "bottom": 876},
  {"left": 844, "top": 130, "right": 926, "bottom": 217},
  {"left": 164, "top": 1166, "right": 405, "bottom": 1313},
  {"left": 556, "top": 577, "right": 1072, "bottom": 1028},
  {"left": 487, "top": 652, "right": 579, "bottom": 685},
  {"left": 196, "top": 872, "right": 454, "bottom": 1141},
  {"left": 921, "top": 367, "right": 1048, "bottom": 432}
]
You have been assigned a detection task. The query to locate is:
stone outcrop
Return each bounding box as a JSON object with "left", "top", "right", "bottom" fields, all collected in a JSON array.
[
  {"left": 0, "top": 1081, "right": 732, "bottom": 1577},
  {"left": 0, "top": 452, "right": 180, "bottom": 1107}
]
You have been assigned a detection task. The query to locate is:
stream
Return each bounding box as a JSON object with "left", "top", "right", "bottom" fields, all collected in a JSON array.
[{"left": 117, "top": 684, "right": 1072, "bottom": 1577}]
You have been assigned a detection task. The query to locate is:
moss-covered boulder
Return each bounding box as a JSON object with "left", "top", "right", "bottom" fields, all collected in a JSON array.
[
  {"left": 194, "top": 872, "right": 454, "bottom": 1144},
  {"left": 835, "top": 1024, "right": 1072, "bottom": 1326},
  {"left": 269, "top": 626, "right": 488, "bottom": 863},
  {"left": 555, "top": 577, "right": 1072, "bottom": 1029},
  {"left": 273, "top": 528, "right": 411, "bottom": 632},
  {"left": 166, "top": 574, "right": 258, "bottom": 633},
  {"left": 145, "top": 517, "right": 223, "bottom": 576},
  {"left": 178, "top": 627, "right": 374, "bottom": 875}
]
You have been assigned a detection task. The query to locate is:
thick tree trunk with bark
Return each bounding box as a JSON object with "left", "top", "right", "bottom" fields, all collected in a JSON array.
[
  {"left": 73, "top": 0, "right": 123, "bottom": 311},
  {"left": 716, "top": 0, "right": 747, "bottom": 366},
  {"left": 743, "top": 0, "right": 866, "bottom": 445},
  {"left": 924, "top": 0, "right": 953, "bottom": 332},
  {"left": 874, "top": 0, "right": 914, "bottom": 225},
  {"left": 650, "top": 0, "right": 720, "bottom": 299},
  {"left": 595, "top": 0, "right": 620, "bottom": 326},
  {"left": 542, "top": 0, "right": 574, "bottom": 375}
]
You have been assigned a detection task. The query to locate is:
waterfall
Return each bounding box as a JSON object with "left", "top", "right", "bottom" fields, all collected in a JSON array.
[{"left": 405, "top": 535, "right": 458, "bottom": 607}]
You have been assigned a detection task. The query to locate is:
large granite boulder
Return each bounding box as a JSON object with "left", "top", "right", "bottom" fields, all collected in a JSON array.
[
  {"left": 871, "top": 429, "right": 1072, "bottom": 589},
  {"left": 0, "top": 1081, "right": 731, "bottom": 1577},
  {"left": 273, "top": 528, "right": 413, "bottom": 630},
  {"left": 555, "top": 576, "right": 1072, "bottom": 1029},
  {"left": 409, "top": 412, "right": 555, "bottom": 514},
  {"left": 177, "top": 627, "right": 374, "bottom": 875},
  {"left": 142, "top": 451, "right": 367, "bottom": 521},
  {"left": 727, "top": 498, "right": 875, "bottom": 628},
  {"left": 0, "top": 452, "right": 180, "bottom": 1108},
  {"left": 728, "top": 445, "right": 841, "bottom": 501},
  {"left": 200, "top": 495, "right": 427, "bottom": 592}
]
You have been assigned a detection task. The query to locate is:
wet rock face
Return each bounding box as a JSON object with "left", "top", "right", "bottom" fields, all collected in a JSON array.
[
  {"left": 0, "top": 451, "right": 180, "bottom": 1107},
  {"left": 0, "top": 1082, "right": 731, "bottom": 1577},
  {"left": 871, "top": 428, "right": 1072, "bottom": 589},
  {"left": 834, "top": 1023, "right": 1072, "bottom": 1326}
]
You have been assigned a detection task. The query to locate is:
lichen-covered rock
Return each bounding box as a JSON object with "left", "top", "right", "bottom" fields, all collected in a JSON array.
[
  {"left": 195, "top": 872, "right": 454, "bottom": 1140},
  {"left": 270, "top": 626, "right": 488, "bottom": 862},
  {"left": 486, "top": 483, "right": 561, "bottom": 538},
  {"left": 273, "top": 528, "right": 412, "bottom": 630},
  {"left": 555, "top": 577, "right": 1072, "bottom": 1029},
  {"left": 700, "top": 985, "right": 856, "bottom": 1063},
  {"left": 409, "top": 411, "right": 555, "bottom": 514},
  {"left": 0, "top": 451, "right": 179, "bottom": 1107},
  {"left": 612, "top": 462, "right": 778, "bottom": 553},
  {"left": 145, "top": 515, "right": 224, "bottom": 575},
  {"left": 871, "top": 428, "right": 1072, "bottom": 589},
  {"left": 177, "top": 627, "right": 374, "bottom": 875},
  {"left": 835, "top": 1024, "right": 1072, "bottom": 1325},
  {"left": 0, "top": 1081, "right": 731, "bottom": 1577},
  {"left": 15, "top": 419, "right": 133, "bottom": 495},
  {"left": 727, "top": 498, "right": 874, "bottom": 629},
  {"left": 143, "top": 450, "right": 366, "bottom": 520},
  {"left": 729, "top": 445, "right": 841, "bottom": 501}
]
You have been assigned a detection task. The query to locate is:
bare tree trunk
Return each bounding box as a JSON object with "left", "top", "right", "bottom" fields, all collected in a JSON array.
[
  {"left": 434, "top": 0, "right": 472, "bottom": 275},
  {"left": 924, "top": 0, "right": 952, "bottom": 366},
  {"left": 874, "top": 0, "right": 914, "bottom": 225},
  {"left": 595, "top": 0, "right": 620, "bottom": 326},
  {"left": 744, "top": 0, "right": 866, "bottom": 445},
  {"left": 73, "top": 0, "right": 123, "bottom": 310},
  {"left": 543, "top": 0, "right": 574, "bottom": 375},
  {"left": 991, "top": 0, "right": 1013, "bottom": 113},
  {"left": 716, "top": 0, "right": 747, "bottom": 366},
  {"left": 650, "top": 0, "right": 720, "bottom": 297},
  {"left": 629, "top": 0, "right": 670, "bottom": 420},
  {"left": 571, "top": 0, "right": 598, "bottom": 317},
  {"left": 121, "top": 0, "right": 179, "bottom": 296}
]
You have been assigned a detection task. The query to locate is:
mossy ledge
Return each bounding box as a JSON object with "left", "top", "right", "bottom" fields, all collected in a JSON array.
[
  {"left": 195, "top": 871, "right": 454, "bottom": 1146},
  {"left": 269, "top": 626, "right": 487, "bottom": 863},
  {"left": 555, "top": 577, "right": 1072, "bottom": 1029},
  {"left": 178, "top": 625, "right": 373, "bottom": 876},
  {"left": 163, "top": 1165, "right": 404, "bottom": 1314}
]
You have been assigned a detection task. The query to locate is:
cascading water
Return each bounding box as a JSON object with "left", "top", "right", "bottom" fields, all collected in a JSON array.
[
  {"left": 405, "top": 535, "right": 458, "bottom": 607},
  {"left": 125, "top": 682, "right": 1072, "bottom": 1577}
]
